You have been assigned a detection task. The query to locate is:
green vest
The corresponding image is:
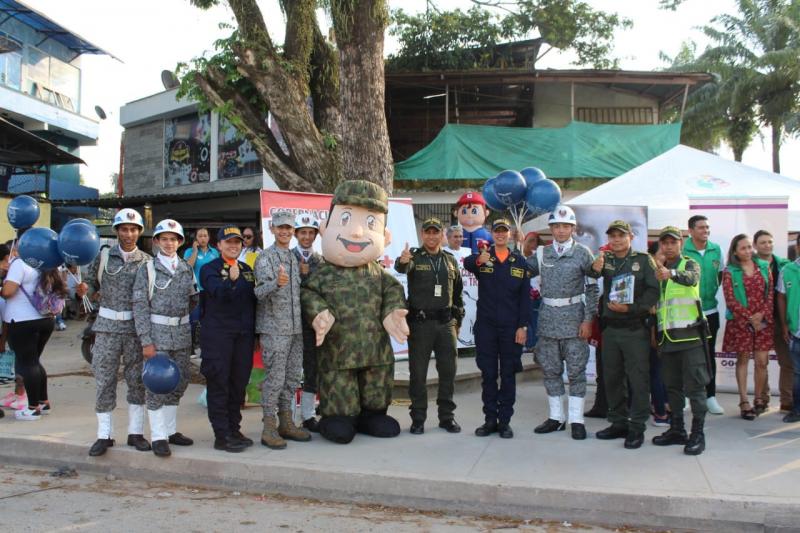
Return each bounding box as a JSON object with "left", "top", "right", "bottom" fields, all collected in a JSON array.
[
  {"left": 725, "top": 258, "right": 770, "bottom": 320},
  {"left": 682, "top": 239, "right": 723, "bottom": 312},
  {"left": 657, "top": 257, "right": 702, "bottom": 344},
  {"left": 781, "top": 262, "right": 800, "bottom": 335}
]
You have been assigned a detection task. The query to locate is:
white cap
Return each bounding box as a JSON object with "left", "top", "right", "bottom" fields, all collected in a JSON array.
[
  {"left": 294, "top": 213, "right": 320, "bottom": 231},
  {"left": 153, "top": 219, "right": 184, "bottom": 240},
  {"left": 547, "top": 205, "right": 577, "bottom": 225},
  {"left": 112, "top": 208, "right": 144, "bottom": 229}
]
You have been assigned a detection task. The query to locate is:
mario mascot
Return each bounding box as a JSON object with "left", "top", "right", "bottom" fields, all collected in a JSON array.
[{"left": 300, "top": 180, "right": 409, "bottom": 444}]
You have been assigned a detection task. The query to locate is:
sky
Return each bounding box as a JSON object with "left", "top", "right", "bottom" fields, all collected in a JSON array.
[{"left": 20, "top": 0, "right": 800, "bottom": 193}]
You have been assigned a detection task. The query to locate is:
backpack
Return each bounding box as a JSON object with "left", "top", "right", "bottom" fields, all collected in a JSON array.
[{"left": 20, "top": 283, "right": 65, "bottom": 317}]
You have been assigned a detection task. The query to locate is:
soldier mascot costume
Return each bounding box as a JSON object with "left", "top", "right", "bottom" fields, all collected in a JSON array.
[
  {"left": 301, "top": 180, "right": 409, "bottom": 444},
  {"left": 526, "top": 206, "right": 599, "bottom": 440}
]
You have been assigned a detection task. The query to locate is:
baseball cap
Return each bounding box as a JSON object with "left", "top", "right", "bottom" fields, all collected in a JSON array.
[
  {"left": 422, "top": 217, "right": 443, "bottom": 231},
  {"left": 658, "top": 225, "right": 683, "bottom": 240},
  {"left": 271, "top": 211, "right": 294, "bottom": 228},
  {"left": 217, "top": 225, "right": 244, "bottom": 242},
  {"left": 456, "top": 192, "right": 486, "bottom": 207},
  {"left": 492, "top": 218, "right": 511, "bottom": 231},
  {"left": 606, "top": 220, "right": 632, "bottom": 235}
]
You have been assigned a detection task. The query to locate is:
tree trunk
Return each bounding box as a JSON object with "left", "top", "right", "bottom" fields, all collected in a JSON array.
[
  {"left": 335, "top": 1, "right": 394, "bottom": 193},
  {"left": 771, "top": 121, "right": 781, "bottom": 174}
]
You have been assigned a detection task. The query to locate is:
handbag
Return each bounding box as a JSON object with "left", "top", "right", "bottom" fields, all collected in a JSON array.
[{"left": 20, "top": 284, "right": 65, "bottom": 317}]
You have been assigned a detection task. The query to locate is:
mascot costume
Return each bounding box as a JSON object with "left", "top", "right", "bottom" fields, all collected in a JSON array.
[
  {"left": 301, "top": 180, "right": 409, "bottom": 444},
  {"left": 454, "top": 192, "right": 492, "bottom": 253}
]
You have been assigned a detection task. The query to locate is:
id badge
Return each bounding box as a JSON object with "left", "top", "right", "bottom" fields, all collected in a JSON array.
[{"left": 434, "top": 284, "right": 442, "bottom": 297}]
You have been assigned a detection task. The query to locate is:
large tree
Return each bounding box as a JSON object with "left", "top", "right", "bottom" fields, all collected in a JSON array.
[{"left": 179, "top": 0, "right": 393, "bottom": 193}]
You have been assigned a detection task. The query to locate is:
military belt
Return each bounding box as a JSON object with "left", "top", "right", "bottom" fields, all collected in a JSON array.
[
  {"left": 542, "top": 295, "right": 583, "bottom": 307},
  {"left": 98, "top": 307, "right": 133, "bottom": 321},
  {"left": 602, "top": 316, "right": 647, "bottom": 330},
  {"left": 150, "top": 314, "right": 190, "bottom": 326},
  {"left": 409, "top": 307, "right": 452, "bottom": 323}
]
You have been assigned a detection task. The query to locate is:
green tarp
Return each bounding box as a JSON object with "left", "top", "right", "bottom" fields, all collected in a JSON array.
[{"left": 394, "top": 121, "right": 681, "bottom": 182}]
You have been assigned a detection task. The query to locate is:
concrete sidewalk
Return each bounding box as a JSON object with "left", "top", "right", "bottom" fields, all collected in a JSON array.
[{"left": 0, "top": 322, "right": 798, "bottom": 532}]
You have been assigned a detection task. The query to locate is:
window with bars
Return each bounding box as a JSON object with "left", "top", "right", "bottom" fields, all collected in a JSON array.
[{"left": 576, "top": 107, "right": 654, "bottom": 125}]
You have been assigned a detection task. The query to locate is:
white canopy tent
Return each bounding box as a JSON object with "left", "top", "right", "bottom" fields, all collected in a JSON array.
[{"left": 568, "top": 145, "right": 800, "bottom": 231}]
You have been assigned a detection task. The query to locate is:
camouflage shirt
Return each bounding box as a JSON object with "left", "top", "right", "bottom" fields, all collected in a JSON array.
[
  {"left": 87, "top": 245, "right": 152, "bottom": 334},
  {"left": 132, "top": 258, "right": 199, "bottom": 350},
  {"left": 254, "top": 245, "right": 302, "bottom": 335},
  {"left": 301, "top": 261, "right": 406, "bottom": 371}
]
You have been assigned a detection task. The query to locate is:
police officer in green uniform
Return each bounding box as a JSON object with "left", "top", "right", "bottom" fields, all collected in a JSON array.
[
  {"left": 651, "top": 226, "right": 709, "bottom": 455},
  {"left": 395, "top": 217, "right": 465, "bottom": 435},
  {"left": 591, "top": 220, "right": 659, "bottom": 449}
]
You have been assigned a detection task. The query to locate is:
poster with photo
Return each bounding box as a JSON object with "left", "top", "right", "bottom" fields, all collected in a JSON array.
[
  {"left": 217, "top": 117, "right": 263, "bottom": 179},
  {"left": 164, "top": 113, "right": 211, "bottom": 187}
]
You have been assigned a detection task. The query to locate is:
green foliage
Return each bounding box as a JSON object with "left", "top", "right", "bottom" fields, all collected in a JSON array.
[{"left": 387, "top": 0, "right": 630, "bottom": 72}]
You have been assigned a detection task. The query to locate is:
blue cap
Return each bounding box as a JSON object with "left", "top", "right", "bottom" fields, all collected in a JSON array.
[{"left": 217, "top": 225, "right": 244, "bottom": 242}]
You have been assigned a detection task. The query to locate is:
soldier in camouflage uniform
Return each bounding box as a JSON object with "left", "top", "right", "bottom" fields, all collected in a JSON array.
[
  {"left": 292, "top": 213, "right": 324, "bottom": 432},
  {"left": 254, "top": 210, "right": 310, "bottom": 449},
  {"left": 81, "top": 208, "right": 152, "bottom": 457},
  {"left": 301, "top": 180, "right": 409, "bottom": 444},
  {"left": 132, "top": 219, "right": 199, "bottom": 457},
  {"left": 527, "top": 206, "right": 599, "bottom": 440}
]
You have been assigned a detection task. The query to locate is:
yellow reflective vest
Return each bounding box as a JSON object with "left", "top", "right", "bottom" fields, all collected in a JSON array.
[{"left": 657, "top": 257, "right": 702, "bottom": 345}]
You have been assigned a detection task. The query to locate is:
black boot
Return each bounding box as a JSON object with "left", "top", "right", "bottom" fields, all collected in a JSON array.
[
  {"left": 684, "top": 418, "right": 705, "bottom": 456},
  {"left": 152, "top": 439, "right": 171, "bottom": 457},
  {"left": 534, "top": 418, "right": 566, "bottom": 434},
  {"left": 652, "top": 417, "right": 688, "bottom": 446},
  {"left": 88, "top": 438, "right": 114, "bottom": 457},
  {"left": 127, "top": 434, "right": 152, "bottom": 451}
]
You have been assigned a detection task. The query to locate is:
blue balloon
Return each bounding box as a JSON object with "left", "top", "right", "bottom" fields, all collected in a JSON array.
[
  {"left": 482, "top": 178, "right": 506, "bottom": 212},
  {"left": 520, "top": 167, "right": 547, "bottom": 190},
  {"left": 7, "top": 195, "right": 40, "bottom": 229},
  {"left": 492, "top": 170, "right": 527, "bottom": 207},
  {"left": 18, "top": 227, "right": 62, "bottom": 270},
  {"left": 526, "top": 179, "right": 562, "bottom": 216},
  {"left": 64, "top": 218, "right": 95, "bottom": 229},
  {"left": 58, "top": 222, "right": 100, "bottom": 266},
  {"left": 142, "top": 353, "right": 180, "bottom": 395}
]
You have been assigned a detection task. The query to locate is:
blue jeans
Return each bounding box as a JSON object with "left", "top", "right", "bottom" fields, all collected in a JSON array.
[{"left": 789, "top": 336, "right": 800, "bottom": 413}]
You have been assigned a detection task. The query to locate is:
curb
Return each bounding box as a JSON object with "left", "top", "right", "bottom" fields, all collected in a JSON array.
[{"left": 0, "top": 435, "right": 795, "bottom": 532}]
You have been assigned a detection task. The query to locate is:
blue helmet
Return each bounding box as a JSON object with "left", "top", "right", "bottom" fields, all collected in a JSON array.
[{"left": 142, "top": 353, "right": 180, "bottom": 395}]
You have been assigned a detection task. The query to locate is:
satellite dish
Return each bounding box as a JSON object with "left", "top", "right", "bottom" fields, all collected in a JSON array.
[
  {"left": 94, "top": 106, "right": 107, "bottom": 120},
  {"left": 161, "top": 70, "right": 179, "bottom": 90}
]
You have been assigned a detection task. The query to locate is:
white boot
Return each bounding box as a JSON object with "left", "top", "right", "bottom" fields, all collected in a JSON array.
[
  {"left": 548, "top": 395, "right": 565, "bottom": 423},
  {"left": 148, "top": 409, "right": 168, "bottom": 442},
  {"left": 568, "top": 396, "right": 585, "bottom": 425},
  {"left": 706, "top": 396, "right": 725, "bottom": 415},
  {"left": 96, "top": 412, "right": 113, "bottom": 440},
  {"left": 301, "top": 391, "right": 316, "bottom": 421},
  {"left": 128, "top": 404, "right": 145, "bottom": 435}
]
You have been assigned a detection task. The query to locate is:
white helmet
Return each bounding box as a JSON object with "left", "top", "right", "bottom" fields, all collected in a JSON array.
[
  {"left": 112, "top": 208, "right": 144, "bottom": 229},
  {"left": 153, "top": 219, "right": 184, "bottom": 240},
  {"left": 294, "top": 213, "right": 320, "bottom": 231},
  {"left": 548, "top": 205, "right": 577, "bottom": 225}
]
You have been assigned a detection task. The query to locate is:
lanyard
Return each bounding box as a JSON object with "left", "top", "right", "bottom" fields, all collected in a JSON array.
[{"left": 428, "top": 253, "right": 443, "bottom": 285}]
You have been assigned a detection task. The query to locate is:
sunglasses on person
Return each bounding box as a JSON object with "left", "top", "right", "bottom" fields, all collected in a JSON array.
[{"left": 243, "top": 234, "right": 254, "bottom": 240}]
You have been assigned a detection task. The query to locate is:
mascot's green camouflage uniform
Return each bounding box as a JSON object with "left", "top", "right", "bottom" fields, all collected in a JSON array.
[{"left": 301, "top": 180, "right": 409, "bottom": 444}]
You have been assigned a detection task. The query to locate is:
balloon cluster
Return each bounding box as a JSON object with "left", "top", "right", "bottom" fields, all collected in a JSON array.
[
  {"left": 482, "top": 167, "right": 561, "bottom": 231},
  {"left": 7, "top": 195, "right": 100, "bottom": 271}
]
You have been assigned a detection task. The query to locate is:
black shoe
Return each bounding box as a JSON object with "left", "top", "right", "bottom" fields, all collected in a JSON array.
[
  {"left": 152, "top": 439, "right": 171, "bottom": 457},
  {"left": 410, "top": 421, "right": 424, "bottom": 435},
  {"left": 126, "top": 434, "right": 151, "bottom": 451},
  {"left": 214, "top": 436, "right": 248, "bottom": 453},
  {"left": 570, "top": 423, "right": 587, "bottom": 440},
  {"left": 534, "top": 418, "right": 566, "bottom": 434},
  {"left": 89, "top": 438, "right": 114, "bottom": 457},
  {"left": 652, "top": 427, "right": 688, "bottom": 446},
  {"left": 0, "top": 408, "right": 4, "bottom": 419},
  {"left": 584, "top": 407, "right": 607, "bottom": 419},
  {"left": 231, "top": 430, "right": 254, "bottom": 447},
  {"left": 438, "top": 419, "right": 461, "bottom": 433},
  {"left": 684, "top": 418, "right": 705, "bottom": 456},
  {"left": 497, "top": 423, "right": 514, "bottom": 439},
  {"left": 624, "top": 431, "right": 644, "bottom": 449},
  {"left": 302, "top": 418, "right": 320, "bottom": 433},
  {"left": 783, "top": 411, "right": 800, "bottom": 423},
  {"left": 596, "top": 424, "right": 628, "bottom": 440},
  {"left": 475, "top": 421, "right": 498, "bottom": 437},
  {"left": 168, "top": 432, "right": 193, "bottom": 446}
]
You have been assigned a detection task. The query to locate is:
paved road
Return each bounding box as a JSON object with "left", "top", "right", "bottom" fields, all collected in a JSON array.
[{"left": 0, "top": 465, "right": 628, "bottom": 533}]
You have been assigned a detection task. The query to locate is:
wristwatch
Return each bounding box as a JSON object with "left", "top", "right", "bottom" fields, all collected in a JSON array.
[{"left": 670, "top": 269, "right": 676, "bottom": 278}]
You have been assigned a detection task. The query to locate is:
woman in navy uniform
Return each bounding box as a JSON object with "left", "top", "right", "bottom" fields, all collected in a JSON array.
[
  {"left": 464, "top": 218, "right": 531, "bottom": 438},
  {"left": 199, "top": 225, "right": 257, "bottom": 453}
]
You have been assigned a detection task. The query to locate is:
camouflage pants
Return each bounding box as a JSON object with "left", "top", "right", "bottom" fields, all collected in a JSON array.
[
  {"left": 535, "top": 336, "right": 590, "bottom": 397},
  {"left": 260, "top": 333, "right": 303, "bottom": 416},
  {"left": 319, "top": 364, "right": 393, "bottom": 417},
  {"left": 92, "top": 332, "right": 145, "bottom": 413},
  {"left": 145, "top": 349, "right": 190, "bottom": 410}
]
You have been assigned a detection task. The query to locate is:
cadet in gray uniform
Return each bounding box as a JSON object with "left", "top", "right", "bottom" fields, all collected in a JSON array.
[
  {"left": 82, "top": 208, "right": 152, "bottom": 457},
  {"left": 292, "top": 213, "right": 324, "bottom": 432},
  {"left": 255, "top": 210, "right": 310, "bottom": 449},
  {"left": 132, "top": 219, "right": 198, "bottom": 458},
  {"left": 527, "top": 206, "right": 599, "bottom": 440}
]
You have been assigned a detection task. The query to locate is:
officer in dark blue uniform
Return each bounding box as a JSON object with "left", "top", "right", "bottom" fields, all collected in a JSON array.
[
  {"left": 464, "top": 218, "right": 531, "bottom": 438},
  {"left": 199, "top": 225, "right": 257, "bottom": 453}
]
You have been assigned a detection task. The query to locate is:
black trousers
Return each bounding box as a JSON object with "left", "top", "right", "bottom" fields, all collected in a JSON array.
[
  {"left": 200, "top": 330, "right": 254, "bottom": 438},
  {"left": 301, "top": 324, "right": 317, "bottom": 394},
  {"left": 8, "top": 317, "right": 54, "bottom": 409},
  {"left": 705, "top": 313, "right": 720, "bottom": 397}
]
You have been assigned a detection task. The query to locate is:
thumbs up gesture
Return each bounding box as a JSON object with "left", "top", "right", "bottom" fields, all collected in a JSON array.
[
  {"left": 592, "top": 252, "right": 605, "bottom": 274},
  {"left": 299, "top": 256, "right": 310, "bottom": 276},
  {"left": 277, "top": 264, "right": 289, "bottom": 287},
  {"left": 399, "top": 242, "right": 412, "bottom": 264}
]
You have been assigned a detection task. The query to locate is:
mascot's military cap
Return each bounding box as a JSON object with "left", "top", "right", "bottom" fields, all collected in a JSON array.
[{"left": 331, "top": 180, "right": 388, "bottom": 214}]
